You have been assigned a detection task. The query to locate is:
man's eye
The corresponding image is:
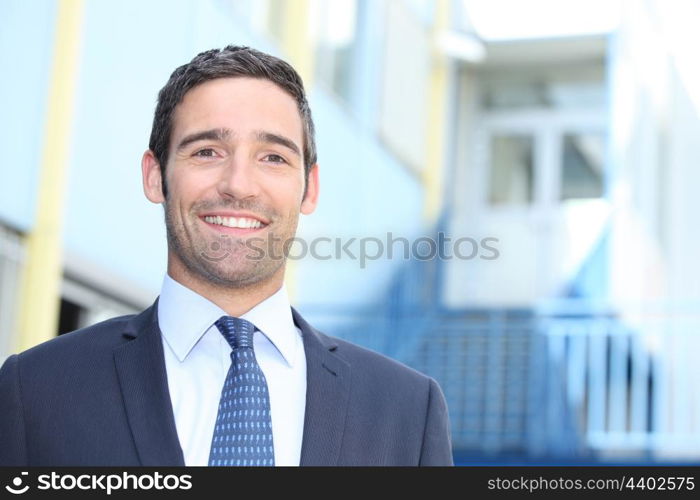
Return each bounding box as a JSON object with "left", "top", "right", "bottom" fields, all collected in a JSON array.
[
  {"left": 263, "top": 154, "right": 286, "bottom": 164},
  {"left": 194, "top": 148, "right": 216, "bottom": 157}
]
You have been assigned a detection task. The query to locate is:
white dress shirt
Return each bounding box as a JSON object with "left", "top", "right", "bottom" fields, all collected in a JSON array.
[{"left": 157, "top": 274, "right": 306, "bottom": 466}]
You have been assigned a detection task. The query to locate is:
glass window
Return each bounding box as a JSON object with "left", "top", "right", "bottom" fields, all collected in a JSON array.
[
  {"left": 264, "top": 0, "right": 287, "bottom": 43},
  {"left": 225, "top": 0, "right": 279, "bottom": 40},
  {"left": 489, "top": 134, "right": 535, "bottom": 205},
  {"left": 378, "top": 0, "right": 431, "bottom": 172},
  {"left": 482, "top": 79, "right": 606, "bottom": 110},
  {"left": 313, "top": 0, "right": 358, "bottom": 103},
  {"left": 57, "top": 298, "right": 86, "bottom": 336},
  {"left": 481, "top": 64, "right": 606, "bottom": 111},
  {"left": 561, "top": 132, "right": 604, "bottom": 200}
]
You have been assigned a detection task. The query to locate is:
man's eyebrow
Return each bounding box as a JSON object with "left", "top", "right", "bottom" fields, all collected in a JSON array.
[
  {"left": 254, "top": 131, "right": 301, "bottom": 157},
  {"left": 176, "top": 128, "right": 231, "bottom": 151}
]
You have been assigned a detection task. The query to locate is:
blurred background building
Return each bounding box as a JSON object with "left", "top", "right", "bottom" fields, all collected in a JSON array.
[{"left": 1, "top": 0, "right": 699, "bottom": 464}]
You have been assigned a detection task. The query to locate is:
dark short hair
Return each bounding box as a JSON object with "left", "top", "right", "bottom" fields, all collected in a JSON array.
[{"left": 148, "top": 45, "right": 317, "bottom": 197}]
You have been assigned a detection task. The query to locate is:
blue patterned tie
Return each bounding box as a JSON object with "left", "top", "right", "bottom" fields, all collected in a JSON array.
[{"left": 208, "top": 316, "right": 275, "bottom": 466}]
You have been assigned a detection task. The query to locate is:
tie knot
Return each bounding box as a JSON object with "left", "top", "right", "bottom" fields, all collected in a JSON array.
[{"left": 215, "top": 316, "right": 256, "bottom": 349}]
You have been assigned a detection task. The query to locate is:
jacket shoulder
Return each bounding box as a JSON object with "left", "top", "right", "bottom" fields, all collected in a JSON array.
[
  {"left": 317, "top": 329, "right": 433, "bottom": 386},
  {"left": 16, "top": 312, "right": 139, "bottom": 366}
]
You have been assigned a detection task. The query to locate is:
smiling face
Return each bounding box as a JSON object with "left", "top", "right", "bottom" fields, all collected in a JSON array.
[{"left": 142, "top": 77, "right": 319, "bottom": 293}]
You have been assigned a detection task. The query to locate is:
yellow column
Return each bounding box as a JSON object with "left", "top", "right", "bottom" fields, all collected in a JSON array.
[
  {"left": 15, "top": 0, "right": 84, "bottom": 352},
  {"left": 423, "top": 0, "right": 450, "bottom": 223},
  {"left": 280, "top": 0, "right": 315, "bottom": 301}
]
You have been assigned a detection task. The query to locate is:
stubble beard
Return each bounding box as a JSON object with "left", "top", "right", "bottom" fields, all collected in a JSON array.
[{"left": 163, "top": 199, "right": 297, "bottom": 291}]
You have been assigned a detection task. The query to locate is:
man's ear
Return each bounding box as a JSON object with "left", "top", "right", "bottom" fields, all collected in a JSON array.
[
  {"left": 142, "top": 150, "right": 166, "bottom": 203},
  {"left": 301, "top": 163, "right": 320, "bottom": 215}
]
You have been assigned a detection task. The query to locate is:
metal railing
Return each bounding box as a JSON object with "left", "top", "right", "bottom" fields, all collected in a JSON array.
[
  {"left": 303, "top": 299, "right": 700, "bottom": 462},
  {"left": 536, "top": 303, "right": 700, "bottom": 460}
]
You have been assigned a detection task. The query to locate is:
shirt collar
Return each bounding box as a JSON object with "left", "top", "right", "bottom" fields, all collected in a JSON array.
[{"left": 157, "top": 274, "right": 299, "bottom": 367}]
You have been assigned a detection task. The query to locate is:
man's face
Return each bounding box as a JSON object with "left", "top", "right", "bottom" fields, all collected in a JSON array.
[{"left": 143, "top": 77, "right": 319, "bottom": 289}]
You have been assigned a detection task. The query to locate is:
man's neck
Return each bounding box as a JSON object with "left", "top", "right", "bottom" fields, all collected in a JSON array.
[{"left": 166, "top": 262, "right": 285, "bottom": 317}]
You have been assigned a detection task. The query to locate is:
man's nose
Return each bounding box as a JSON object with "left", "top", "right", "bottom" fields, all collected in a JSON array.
[{"left": 217, "top": 153, "right": 260, "bottom": 200}]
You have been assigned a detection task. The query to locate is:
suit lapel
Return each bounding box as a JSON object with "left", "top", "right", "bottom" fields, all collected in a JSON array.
[
  {"left": 294, "top": 308, "right": 351, "bottom": 466},
  {"left": 113, "top": 300, "right": 185, "bottom": 466}
]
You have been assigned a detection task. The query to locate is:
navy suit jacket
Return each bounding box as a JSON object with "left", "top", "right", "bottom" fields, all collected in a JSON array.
[{"left": 0, "top": 300, "right": 452, "bottom": 466}]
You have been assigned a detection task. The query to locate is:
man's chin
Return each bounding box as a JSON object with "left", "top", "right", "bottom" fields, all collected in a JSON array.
[
  {"left": 196, "top": 261, "right": 283, "bottom": 289},
  {"left": 168, "top": 237, "right": 284, "bottom": 290}
]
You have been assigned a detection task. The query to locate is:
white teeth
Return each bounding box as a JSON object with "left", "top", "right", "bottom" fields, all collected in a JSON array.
[{"left": 204, "top": 216, "right": 263, "bottom": 229}]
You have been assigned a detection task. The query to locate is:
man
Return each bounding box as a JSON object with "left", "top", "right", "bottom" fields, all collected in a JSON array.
[{"left": 0, "top": 46, "right": 452, "bottom": 466}]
